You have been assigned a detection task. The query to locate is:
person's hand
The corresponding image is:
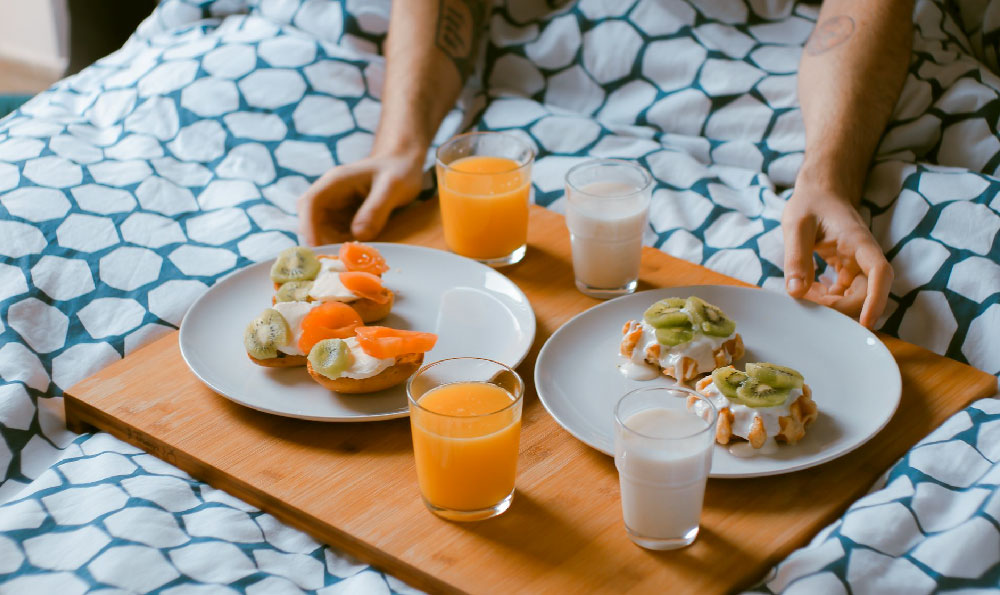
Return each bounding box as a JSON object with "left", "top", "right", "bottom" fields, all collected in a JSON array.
[
  {"left": 781, "top": 184, "right": 894, "bottom": 329},
  {"left": 297, "top": 151, "right": 425, "bottom": 245}
]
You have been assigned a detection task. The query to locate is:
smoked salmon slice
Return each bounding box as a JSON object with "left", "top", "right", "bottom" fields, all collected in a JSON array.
[
  {"left": 355, "top": 326, "right": 437, "bottom": 359},
  {"left": 340, "top": 271, "right": 391, "bottom": 304},
  {"left": 298, "top": 302, "right": 363, "bottom": 353},
  {"left": 339, "top": 242, "right": 389, "bottom": 275}
]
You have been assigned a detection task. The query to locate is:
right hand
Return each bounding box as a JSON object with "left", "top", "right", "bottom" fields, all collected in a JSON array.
[
  {"left": 781, "top": 182, "right": 894, "bottom": 329},
  {"left": 297, "top": 151, "right": 425, "bottom": 245}
]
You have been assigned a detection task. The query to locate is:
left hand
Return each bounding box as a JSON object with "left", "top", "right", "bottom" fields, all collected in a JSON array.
[
  {"left": 781, "top": 183, "right": 894, "bottom": 329},
  {"left": 297, "top": 150, "right": 426, "bottom": 246}
]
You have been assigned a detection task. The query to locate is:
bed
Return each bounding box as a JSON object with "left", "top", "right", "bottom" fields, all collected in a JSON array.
[{"left": 0, "top": 0, "right": 998, "bottom": 592}]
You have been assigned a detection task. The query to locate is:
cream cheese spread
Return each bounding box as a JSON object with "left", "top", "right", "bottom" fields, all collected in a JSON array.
[
  {"left": 273, "top": 301, "right": 318, "bottom": 356},
  {"left": 308, "top": 258, "right": 357, "bottom": 303},
  {"left": 340, "top": 337, "right": 394, "bottom": 379}
]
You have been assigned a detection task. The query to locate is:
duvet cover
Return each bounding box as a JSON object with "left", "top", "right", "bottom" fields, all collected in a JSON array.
[{"left": 0, "top": 0, "right": 998, "bottom": 592}]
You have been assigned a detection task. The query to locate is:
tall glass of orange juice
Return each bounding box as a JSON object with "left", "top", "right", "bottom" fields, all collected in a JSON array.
[
  {"left": 435, "top": 131, "right": 535, "bottom": 266},
  {"left": 407, "top": 357, "right": 524, "bottom": 521}
]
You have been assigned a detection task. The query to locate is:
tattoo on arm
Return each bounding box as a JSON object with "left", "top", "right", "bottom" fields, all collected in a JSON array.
[
  {"left": 435, "top": 0, "right": 488, "bottom": 78},
  {"left": 805, "top": 15, "right": 856, "bottom": 56}
]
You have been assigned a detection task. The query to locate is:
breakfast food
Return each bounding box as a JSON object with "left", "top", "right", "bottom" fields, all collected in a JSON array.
[
  {"left": 244, "top": 301, "right": 362, "bottom": 367},
  {"left": 619, "top": 296, "right": 744, "bottom": 382},
  {"left": 307, "top": 327, "right": 438, "bottom": 394},
  {"left": 270, "top": 243, "right": 393, "bottom": 323},
  {"left": 246, "top": 243, "right": 436, "bottom": 394},
  {"left": 692, "top": 363, "right": 818, "bottom": 451}
]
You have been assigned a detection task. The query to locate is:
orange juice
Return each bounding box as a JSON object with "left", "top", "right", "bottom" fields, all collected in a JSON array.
[
  {"left": 437, "top": 155, "right": 531, "bottom": 260},
  {"left": 410, "top": 381, "right": 522, "bottom": 511}
]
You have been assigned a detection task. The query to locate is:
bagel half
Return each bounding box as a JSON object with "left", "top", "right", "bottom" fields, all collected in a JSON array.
[
  {"left": 270, "top": 290, "right": 394, "bottom": 323},
  {"left": 307, "top": 352, "right": 423, "bottom": 394},
  {"left": 347, "top": 289, "right": 394, "bottom": 323},
  {"left": 247, "top": 352, "right": 307, "bottom": 368}
]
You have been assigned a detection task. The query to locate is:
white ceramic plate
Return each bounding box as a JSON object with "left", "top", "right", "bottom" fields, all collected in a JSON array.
[
  {"left": 535, "top": 286, "right": 901, "bottom": 478},
  {"left": 180, "top": 243, "right": 536, "bottom": 421}
]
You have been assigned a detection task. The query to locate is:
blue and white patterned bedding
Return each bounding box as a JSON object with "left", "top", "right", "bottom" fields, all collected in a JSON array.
[{"left": 0, "top": 0, "right": 998, "bottom": 592}]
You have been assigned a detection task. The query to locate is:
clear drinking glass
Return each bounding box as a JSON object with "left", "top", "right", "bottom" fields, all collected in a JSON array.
[
  {"left": 614, "top": 386, "right": 718, "bottom": 550},
  {"left": 407, "top": 357, "right": 525, "bottom": 521},
  {"left": 435, "top": 131, "right": 535, "bottom": 267},
  {"left": 565, "top": 159, "right": 653, "bottom": 299}
]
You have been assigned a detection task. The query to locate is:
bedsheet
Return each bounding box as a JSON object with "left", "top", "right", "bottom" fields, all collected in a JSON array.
[{"left": 0, "top": 0, "right": 998, "bottom": 592}]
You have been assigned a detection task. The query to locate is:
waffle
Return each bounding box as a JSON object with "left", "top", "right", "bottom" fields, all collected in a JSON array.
[
  {"left": 692, "top": 377, "right": 818, "bottom": 448},
  {"left": 620, "top": 320, "right": 744, "bottom": 382}
]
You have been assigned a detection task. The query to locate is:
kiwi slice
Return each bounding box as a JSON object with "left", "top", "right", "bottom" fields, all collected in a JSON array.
[
  {"left": 655, "top": 326, "right": 694, "bottom": 347},
  {"left": 745, "top": 362, "right": 803, "bottom": 390},
  {"left": 711, "top": 366, "right": 748, "bottom": 400},
  {"left": 735, "top": 377, "right": 791, "bottom": 408},
  {"left": 684, "top": 296, "right": 736, "bottom": 337},
  {"left": 270, "top": 247, "right": 321, "bottom": 284},
  {"left": 275, "top": 280, "right": 313, "bottom": 303},
  {"left": 244, "top": 308, "right": 291, "bottom": 359},
  {"left": 643, "top": 298, "right": 690, "bottom": 328},
  {"left": 308, "top": 338, "right": 354, "bottom": 379}
]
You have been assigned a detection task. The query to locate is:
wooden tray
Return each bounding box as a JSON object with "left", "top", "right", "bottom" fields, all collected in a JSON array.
[{"left": 65, "top": 201, "right": 997, "bottom": 594}]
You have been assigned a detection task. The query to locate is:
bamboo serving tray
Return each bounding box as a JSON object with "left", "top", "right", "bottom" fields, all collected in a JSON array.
[{"left": 65, "top": 201, "right": 998, "bottom": 594}]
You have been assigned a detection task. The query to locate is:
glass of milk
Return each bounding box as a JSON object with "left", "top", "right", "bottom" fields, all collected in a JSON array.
[
  {"left": 565, "top": 159, "right": 652, "bottom": 299},
  {"left": 613, "top": 386, "right": 718, "bottom": 550}
]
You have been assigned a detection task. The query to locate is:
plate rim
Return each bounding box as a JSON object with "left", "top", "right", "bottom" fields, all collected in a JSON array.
[
  {"left": 179, "top": 242, "right": 537, "bottom": 422},
  {"left": 534, "top": 284, "right": 902, "bottom": 478}
]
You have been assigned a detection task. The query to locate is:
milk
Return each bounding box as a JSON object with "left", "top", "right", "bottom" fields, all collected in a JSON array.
[
  {"left": 566, "top": 181, "right": 649, "bottom": 291},
  {"left": 615, "top": 408, "right": 713, "bottom": 546}
]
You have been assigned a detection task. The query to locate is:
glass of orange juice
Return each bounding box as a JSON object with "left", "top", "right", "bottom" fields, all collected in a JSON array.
[
  {"left": 435, "top": 131, "right": 535, "bottom": 266},
  {"left": 407, "top": 357, "right": 525, "bottom": 521}
]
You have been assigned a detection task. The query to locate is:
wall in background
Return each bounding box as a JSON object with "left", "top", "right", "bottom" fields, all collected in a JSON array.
[{"left": 0, "top": 0, "right": 69, "bottom": 76}]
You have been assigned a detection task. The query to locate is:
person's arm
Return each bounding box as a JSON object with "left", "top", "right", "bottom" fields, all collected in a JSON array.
[
  {"left": 299, "top": 0, "right": 488, "bottom": 244},
  {"left": 783, "top": 0, "right": 913, "bottom": 328}
]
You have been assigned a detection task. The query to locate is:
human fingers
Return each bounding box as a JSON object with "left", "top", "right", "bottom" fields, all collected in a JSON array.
[
  {"left": 855, "top": 240, "right": 894, "bottom": 329},
  {"left": 828, "top": 274, "right": 867, "bottom": 319},
  {"left": 350, "top": 171, "right": 420, "bottom": 241},
  {"left": 782, "top": 211, "right": 819, "bottom": 298},
  {"left": 297, "top": 167, "right": 367, "bottom": 246},
  {"left": 804, "top": 282, "right": 841, "bottom": 307},
  {"left": 828, "top": 258, "right": 861, "bottom": 296}
]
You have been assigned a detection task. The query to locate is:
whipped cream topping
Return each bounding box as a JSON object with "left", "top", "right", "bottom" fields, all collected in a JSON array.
[
  {"left": 340, "top": 337, "right": 394, "bottom": 379},
  {"left": 308, "top": 258, "right": 357, "bottom": 303},
  {"left": 621, "top": 320, "right": 730, "bottom": 378},
  {"left": 618, "top": 358, "right": 660, "bottom": 380},
  {"left": 695, "top": 380, "right": 801, "bottom": 444},
  {"left": 273, "top": 301, "right": 318, "bottom": 356}
]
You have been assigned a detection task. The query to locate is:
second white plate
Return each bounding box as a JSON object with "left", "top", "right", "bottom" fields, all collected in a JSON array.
[
  {"left": 535, "top": 286, "right": 901, "bottom": 478},
  {"left": 180, "top": 243, "right": 536, "bottom": 422}
]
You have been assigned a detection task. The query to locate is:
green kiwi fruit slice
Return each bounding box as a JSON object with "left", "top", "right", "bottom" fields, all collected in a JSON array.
[
  {"left": 308, "top": 338, "right": 354, "bottom": 379},
  {"left": 275, "top": 280, "right": 314, "bottom": 303},
  {"left": 711, "top": 366, "right": 748, "bottom": 400},
  {"left": 684, "top": 296, "right": 736, "bottom": 337},
  {"left": 643, "top": 298, "right": 690, "bottom": 328},
  {"left": 655, "top": 326, "right": 694, "bottom": 347},
  {"left": 735, "top": 377, "right": 791, "bottom": 408},
  {"left": 270, "top": 247, "right": 321, "bottom": 284},
  {"left": 745, "top": 362, "right": 803, "bottom": 390},
  {"left": 244, "top": 308, "right": 291, "bottom": 359}
]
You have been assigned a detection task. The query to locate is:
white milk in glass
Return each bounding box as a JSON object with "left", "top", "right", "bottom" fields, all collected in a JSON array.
[
  {"left": 566, "top": 181, "right": 649, "bottom": 290},
  {"left": 615, "top": 408, "right": 713, "bottom": 545}
]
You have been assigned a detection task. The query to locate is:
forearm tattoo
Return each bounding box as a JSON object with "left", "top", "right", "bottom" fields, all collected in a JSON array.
[
  {"left": 435, "top": 0, "right": 488, "bottom": 78},
  {"left": 805, "top": 15, "right": 856, "bottom": 56}
]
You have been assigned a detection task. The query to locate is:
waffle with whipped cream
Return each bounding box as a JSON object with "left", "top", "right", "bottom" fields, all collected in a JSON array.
[
  {"left": 692, "top": 363, "right": 818, "bottom": 449},
  {"left": 619, "top": 296, "right": 744, "bottom": 382}
]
